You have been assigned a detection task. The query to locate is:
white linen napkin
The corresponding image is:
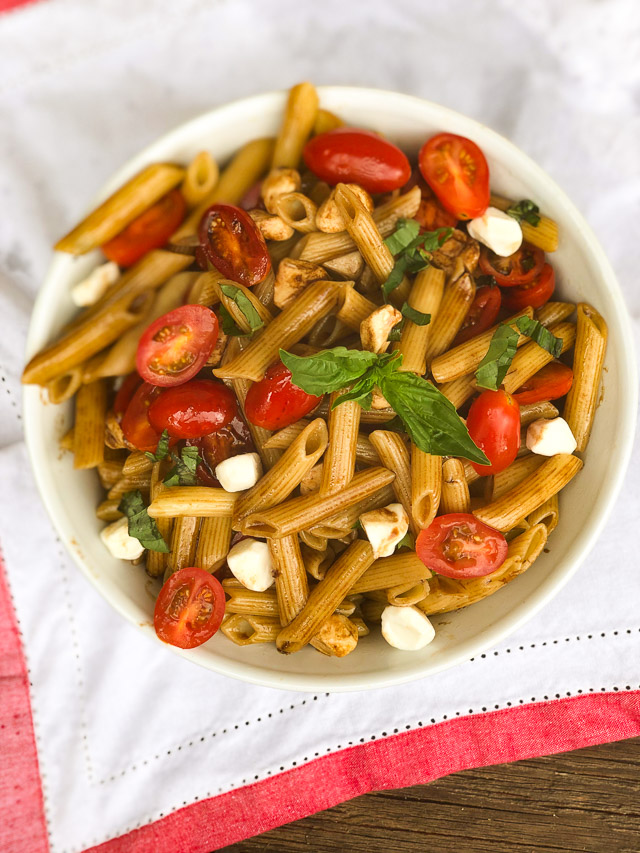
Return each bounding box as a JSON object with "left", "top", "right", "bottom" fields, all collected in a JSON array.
[{"left": 1, "top": 1, "right": 639, "bottom": 851}]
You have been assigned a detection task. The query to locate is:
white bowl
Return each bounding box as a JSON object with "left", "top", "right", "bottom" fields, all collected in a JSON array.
[{"left": 24, "top": 87, "right": 637, "bottom": 692}]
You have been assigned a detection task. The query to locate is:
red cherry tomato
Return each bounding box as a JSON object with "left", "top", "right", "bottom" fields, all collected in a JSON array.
[
  {"left": 512, "top": 362, "right": 574, "bottom": 406},
  {"left": 239, "top": 180, "right": 263, "bottom": 211},
  {"left": 416, "top": 513, "right": 508, "bottom": 579},
  {"left": 188, "top": 414, "right": 255, "bottom": 486},
  {"left": 479, "top": 243, "right": 545, "bottom": 287},
  {"left": 418, "top": 133, "right": 490, "bottom": 220},
  {"left": 404, "top": 169, "right": 459, "bottom": 231},
  {"left": 453, "top": 285, "right": 502, "bottom": 346},
  {"left": 501, "top": 264, "right": 555, "bottom": 312},
  {"left": 244, "top": 361, "right": 323, "bottom": 431},
  {"left": 136, "top": 305, "right": 219, "bottom": 388},
  {"left": 113, "top": 371, "right": 142, "bottom": 419},
  {"left": 467, "top": 389, "right": 521, "bottom": 476},
  {"left": 102, "top": 189, "right": 186, "bottom": 267},
  {"left": 148, "top": 380, "right": 238, "bottom": 439},
  {"left": 198, "top": 204, "right": 271, "bottom": 287},
  {"left": 303, "top": 128, "right": 411, "bottom": 194},
  {"left": 121, "top": 382, "right": 162, "bottom": 452},
  {"left": 154, "top": 567, "right": 225, "bottom": 649}
]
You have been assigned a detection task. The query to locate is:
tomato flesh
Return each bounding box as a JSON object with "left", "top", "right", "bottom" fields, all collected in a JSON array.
[
  {"left": 188, "top": 413, "right": 255, "bottom": 486},
  {"left": 113, "top": 371, "right": 142, "bottom": 419},
  {"left": 479, "top": 243, "right": 544, "bottom": 287},
  {"left": 467, "top": 389, "right": 521, "bottom": 476},
  {"left": 416, "top": 513, "right": 507, "bottom": 579},
  {"left": 513, "top": 362, "right": 573, "bottom": 406},
  {"left": 303, "top": 128, "right": 411, "bottom": 193},
  {"left": 419, "top": 133, "right": 490, "bottom": 220},
  {"left": 121, "top": 382, "right": 163, "bottom": 452},
  {"left": 102, "top": 189, "right": 186, "bottom": 267},
  {"left": 453, "top": 285, "right": 502, "bottom": 346},
  {"left": 198, "top": 204, "right": 271, "bottom": 287},
  {"left": 154, "top": 567, "right": 225, "bottom": 649},
  {"left": 501, "top": 263, "right": 555, "bottom": 312},
  {"left": 244, "top": 361, "right": 323, "bottom": 431},
  {"left": 148, "top": 379, "right": 238, "bottom": 439},
  {"left": 136, "top": 304, "right": 218, "bottom": 388}
]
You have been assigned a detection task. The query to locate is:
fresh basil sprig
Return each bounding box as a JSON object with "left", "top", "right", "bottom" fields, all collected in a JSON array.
[
  {"left": 118, "top": 490, "right": 169, "bottom": 553},
  {"left": 506, "top": 199, "right": 541, "bottom": 227},
  {"left": 280, "top": 346, "right": 489, "bottom": 464},
  {"left": 145, "top": 429, "right": 170, "bottom": 462},
  {"left": 382, "top": 218, "right": 452, "bottom": 300},
  {"left": 163, "top": 446, "right": 202, "bottom": 487},
  {"left": 476, "top": 317, "right": 564, "bottom": 391},
  {"left": 220, "top": 284, "right": 264, "bottom": 333}
]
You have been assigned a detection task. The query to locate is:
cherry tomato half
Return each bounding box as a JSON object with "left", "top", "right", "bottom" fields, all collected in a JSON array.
[
  {"left": 419, "top": 133, "right": 490, "bottom": 220},
  {"left": 188, "top": 413, "right": 255, "bottom": 486},
  {"left": 102, "top": 189, "right": 186, "bottom": 268},
  {"left": 148, "top": 379, "right": 238, "bottom": 439},
  {"left": 244, "top": 361, "right": 323, "bottom": 431},
  {"left": 416, "top": 513, "right": 508, "bottom": 579},
  {"left": 404, "top": 169, "right": 459, "bottom": 231},
  {"left": 121, "top": 382, "right": 162, "bottom": 452},
  {"left": 136, "top": 305, "right": 219, "bottom": 388},
  {"left": 198, "top": 204, "right": 271, "bottom": 287},
  {"left": 453, "top": 285, "right": 502, "bottom": 346},
  {"left": 154, "top": 567, "right": 225, "bottom": 649},
  {"left": 512, "top": 362, "right": 574, "bottom": 406},
  {"left": 467, "top": 389, "right": 521, "bottom": 477},
  {"left": 501, "top": 263, "right": 555, "bottom": 313},
  {"left": 303, "top": 128, "right": 411, "bottom": 194},
  {"left": 113, "top": 371, "right": 142, "bottom": 420},
  {"left": 479, "top": 243, "right": 545, "bottom": 287}
]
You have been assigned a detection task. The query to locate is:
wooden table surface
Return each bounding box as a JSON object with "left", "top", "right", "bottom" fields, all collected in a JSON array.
[{"left": 221, "top": 737, "right": 640, "bottom": 852}]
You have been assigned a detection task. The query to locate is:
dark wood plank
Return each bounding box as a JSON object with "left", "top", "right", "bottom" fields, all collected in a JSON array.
[{"left": 220, "top": 737, "right": 640, "bottom": 853}]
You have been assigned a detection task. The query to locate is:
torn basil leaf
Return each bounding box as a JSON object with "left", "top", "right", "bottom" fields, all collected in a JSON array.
[{"left": 118, "top": 490, "right": 169, "bottom": 553}]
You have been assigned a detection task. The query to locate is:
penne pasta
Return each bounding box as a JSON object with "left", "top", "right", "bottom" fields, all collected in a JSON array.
[
  {"left": 411, "top": 444, "right": 442, "bottom": 529},
  {"left": 46, "top": 366, "right": 84, "bottom": 404},
  {"left": 491, "top": 454, "right": 544, "bottom": 501},
  {"left": 394, "top": 265, "right": 445, "bottom": 375},
  {"left": 181, "top": 151, "right": 219, "bottom": 208},
  {"left": 501, "top": 321, "right": 576, "bottom": 394},
  {"left": 535, "top": 301, "right": 575, "bottom": 327},
  {"left": 490, "top": 194, "right": 559, "bottom": 252},
  {"left": 519, "top": 400, "right": 559, "bottom": 427},
  {"left": 369, "top": 430, "right": 417, "bottom": 536},
  {"left": 146, "top": 462, "right": 173, "bottom": 579},
  {"left": 195, "top": 516, "right": 233, "bottom": 573},
  {"left": 221, "top": 614, "right": 281, "bottom": 646},
  {"left": 526, "top": 493, "right": 559, "bottom": 534},
  {"left": 308, "top": 484, "right": 396, "bottom": 539},
  {"left": 300, "top": 541, "right": 335, "bottom": 581},
  {"left": 96, "top": 499, "right": 123, "bottom": 522},
  {"left": 436, "top": 374, "right": 477, "bottom": 410},
  {"left": 423, "top": 273, "right": 476, "bottom": 366},
  {"left": 269, "top": 534, "right": 309, "bottom": 625},
  {"left": 166, "top": 515, "right": 201, "bottom": 581},
  {"left": 335, "top": 282, "right": 376, "bottom": 330},
  {"left": 324, "top": 251, "right": 364, "bottom": 281},
  {"left": 319, "top": 395, "right": 360, "bottom": 496},
  {"left": 148, "top": 487, "right": 237, "bottom": 518},
  {"left": 275, "top": 192, "right": 319, "bottom": 233},
  {"left": 272, "top": 82, "right": 319, "bottom": 169},
  {"left": 440, "top": 457, "right": 471, "bottom": 514},
  {"left": 73, "top": 380, "right": 108, "bottom": 469},
  {"left": 386, "top": 580, "right": 430, "bottom": 607},
  {"left": 350, "top": 551, "right": 430, "bottom": 594}
]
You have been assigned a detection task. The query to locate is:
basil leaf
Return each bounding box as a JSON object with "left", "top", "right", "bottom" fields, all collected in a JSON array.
[
  {"left": 220, "top": 284, "right": 264, "bottom": 333},
  {"left": 506, "top": 199, "right": 541, "bottom": 227},
  {"left": 387, "top": 319, "right": 405, "bottom": 342},
  {"left": 145, "top": 429, "right": 170, "bottom": 462},
  {"left": 396, "top": 531, "right": 415, "bottom": 551},
  {"left": 279, "top": 347, "right": 379, "bottom": 396},
  {"left": 333, "top": 373, "right": 376, "bottom": 410},
  {"left": 378, "top": 414, "right": 407, "bottom": 433},
  {"left": 382, "top": 254, "right": 410, "bottom": 300},
  {"left": 401, "top": 303, "right": 431, "bottom": 326},
  {"left": 118, "top": 490, "right": 169, "bottom": 553},
  {"left": 218, "top": 303, "right": 245, "bottom": 337},
  {"left": 379, "top": 371, "right": 489, "bottom": 465},
  {"left": 515, "top": 316, "right": 563, "bottom": 358},
  {"left": 163, "top": 446, "right": 202, "bottom": 487},
  {"left": 475, "top": 324, "right": 520, "bottom": 391},
  {"left": 384, "top": 217, "right": 421, "bottom": 254},
  {"left": 382, "top": 223, "right": 453, "bottom": 301}
]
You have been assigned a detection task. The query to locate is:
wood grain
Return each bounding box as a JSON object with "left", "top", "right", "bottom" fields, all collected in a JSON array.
[{"left": 220, "top": 737, "right": 640, "bottom": 852}]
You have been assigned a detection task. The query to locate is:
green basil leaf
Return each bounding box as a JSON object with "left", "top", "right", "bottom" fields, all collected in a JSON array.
[
  {"left": 506, "top": 199, "right": 541, "bottom": 227},
  {"left": 163, "top": 446, "right": 202, "bottom": 487},
  {"left": 384, "top": 217, "right": 421, "bottom": 254},
  {"left": 401, "top": 303, "right": 431, "bottom": 326},
  {"left": 387, "top": 319, "right": 405, "bottom": 342},
  {"left": 418, "top": 226, "right": 453, "bottom": 252},
  {"left": 382, "top": 223, "right": 453, "bottom": 301},
  {"left": 396, "top": 531, "right": 415, "bottom": 551},
  {"left": 515, "top": 316, "right": 563, "bottom": 358},
  {"left": 118, "top": 490, "right": 169, "bottom": 553},
  {"left": 382, "top": 254, "right": 410, "bottom": 300},
  {"left": 379, "top": 371, "right": 489, "bottom": 464},
  {"left": 145, "top": 429, "right": 170, "bottom": 462},
  {"left": 333, "top": 373, "right": 376, "bottom": 411},
  {"left": 220, "top": 284, "right": 264, "bottom": 333},
  {"left": 279, "top": 347, "right": 379, "bottom": 396},
  {"left": 218, "top": 303, "right": 245, "bottom": 337},
  {"left": 475, "top": 323, "right": 520, "bottom": 391},
  {"left": 378, "top": 414, "right": 407, "bottom": 433}
]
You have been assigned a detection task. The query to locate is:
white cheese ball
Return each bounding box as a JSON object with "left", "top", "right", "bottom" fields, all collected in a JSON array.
[
  {"left": 359, "top": 503, "right": 409, "bottom": 558},
  {"left": 526, "top": 417, "right": 577, "bottom": 456},
  {"left": 215, "top": 452, "right": 263, "bottom": 492},
  {"left": 100, "top": 517, "right": 145, "bottom": 561},
  {"left": 71, "top": 261, "right": 120, "bottom": 306},
  {"left": 226, "top": 538, "right": 274, "bottom": 592},
  {"left": 467, "top": 207, "right": 523, "bottom": 257},
  {"left": 381, "top": 605, "right": 436, "bottom": 651}
]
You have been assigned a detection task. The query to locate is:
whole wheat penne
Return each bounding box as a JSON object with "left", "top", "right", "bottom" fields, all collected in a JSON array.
[
  {"left": 240, "top": 467, "right": 395, "bottom": 538},
  {"left": 313, "top": 108, "right": 344, "bottom": 135},
  {"left": 461, "top": 459, "right": 481, "bottom": 485},
  {"left": 423, "top": 273, "right": 476, "bottom": 366},
  {"left": 526, "top": 493, "right": 559, "bottom": 534},
  {"left": 358, "top": 407, "right": 397, "bottom": 424},
  {"left": 55, "top": 163, "right": 186, "bottom": 254},
  {"left": 73, "top": 380, "right": 108, "bottom": 469},
  {"left": 221, "top": 613, "right": 281, "bottom": 645},
  {"left": 97, "top": 458, "right": 125, "bottom": 489},
  {"left": 107, "top": 474, "right": 151, "bottom": 501},
  {"left": 490, "top": 194, "right": 558, "bottom": 252},
  {"left": 386, "top": 580, "right": 430, "bottom": 607},
  {"left": 96, "top": 499, "right": 123, "bottom": 522},
  {"left": 491, "top": 454, "right": 544, "bottom": 501},
  {"left": 320, "top": 395, "right": 360, "bottom": 496},
  {"left": 269, "top": 535, "right": 309, "bottom": 625},
  {"left": 253, "top": 268, "right": 276, "bottom": 310},
  {"left": 369, "top": 430, "right": 417, "bottom": 536},
  {"left": 262, "top": 420, "right": 378, "bottom": 466},
  {"left": 535, "top": 301, "right": 575, "bottom": 327},
  {"left": 394, "top": 266, "right": 445, "bottom": 375},
  {"left": 272, "top": 82, "right": 319, "bottom": 169},
  {"left": 299, "top": 186, "right": 421, "bottom": 264},
  {"left": 234, "top": 419, "right": 328, "bottom": 521},
  {"left": 195, "top": 516, "right": 233, "bottom": 573},
  {"left": 306, "top": 314, "right": 351, "bottom": 348},
  {"left": 308, "top": 484, "right": 397, "bottom": 539},
  {"left": 181, "top": 151, "right": 219, "bottom": 208},
  {"left": 324, "top": 251, "right": 364, "bottom": 281},
  {"left": 430, "top": 308, "right": 534, "bottom": 384},
  {"left": 146, "top": 462, "right": 173, "bottom": 578},
  {"left": 474, "top": 454, "right": 582, "bottom": 533},
  {"left": 122, "top": 451, "right": 154, "bottom": 478},
  {"left": 165, "top": 515, "right": 201, "bottom": 581},
  {"left": 519, "top": 400, "right": 559, "bottom": 427},
  {"left": 440, "top": 457, "right": 471, "bottom": 514},
  {"left": 188, "top": 270, "right": 223, "bottom": 306},
  {"left": 148, "top": 487, "right": 237, "bottom": 518},
  {"left": 501, "top": 321, "right": 576, "bottom": 394},
  {"left": 411, "top": 445, "right": 442, "bottom": 529},
  {"left": 276, "top": 540, "right": 375, "bottom": 653},
  {"left": 275, "top": 192, "right": 318, "bottom": 233},
  {"left": 300, "top": 541, "right": 335, "bottom": 581},
  {"left": 219, "top": 279, "right": 273, "bottom": 332},
  {"left": 436, "top": 374, "right": 476, "bottom": 410},
  {"left": 562, "top": 304, "right": 608, "bottom": 452},
  {"left": 350, "top": 551, "right": 429, "bottom": 594},
  {"left": 335, "top": 283, "right": 376, "bottom": 330},
  {"left": 419, "top": 523, "right": 548, "bottom": 614},
  {"left": 224, "top": 584, "right": 280, "bottom": 617},
  {"left": 213, "top": 279, "right": 340, "bottom": 381},
  {"left": 299, "top": 529, "right": 329, "bottom": 552}
]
